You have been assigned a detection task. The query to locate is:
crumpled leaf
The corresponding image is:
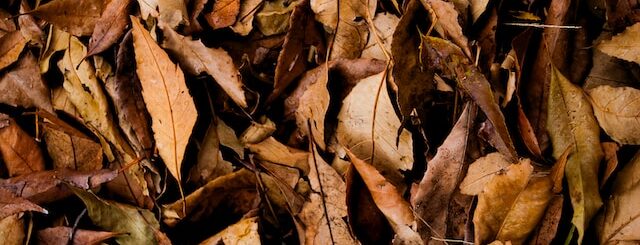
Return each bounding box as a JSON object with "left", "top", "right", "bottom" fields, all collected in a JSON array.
[
  {"left": 30, "top": 0, "right": 104, "bottom": 36},
  {"left": 336, "top": 70, "right": 413, "bottom": 192},
  {"left": 298, "top": 146, "right": 357, "bottom": 245},
  {"left": 86, "top": 0, "right": 131, "bottom": 57},
  {"left": 0, "top": 113, "right": 45, "bottom": 177},
  {"left": 161, "top": 25, "right": 247, "bottom": 108},
  {"left": 131, "top": 16, "right": 198, "bottom": 185},
  {"left": 424, "top": 36, "right": 517, "bottom": 160},
  {"left": 70, "top": 187, "right": 159, "bottom": 244},
  {"left": 39, "top": 26, "right": 70, "bottom": 73},
  {"left": 205, "top": 0, "right": 240, "bottom": 29},
  {"left": 459, "top": 152, "right": 511, "bottom": 195},
  {"left": 0, "top": 31, "right": 27, "bottom": 71},
  {"left": 596, "top": 151, "right": 640, "bottom": 244},
  {"left": 588, "top": 85, "right": 640, "bottom": 145},
  {"left": 199, "top": 217, "right": 261, "bottom": 245},
  {"left": 0, "top": 188, "right": 47, "bottom": 220},
  {"left": 162, "top": 169, "right": 259, "bottom": 227},
  {"left": 547, "top": 66, "right": 603, "bottom": 243},
  {"left": 473, "top": 158, "right": 554, "bottom": 244},
  {"left": 412, "top": 103, "right": 476, "bottom": 241},
  {"left": 229, "top": 0, "right": 262, "bottom": 36},
  {"left": 419, "top": 0, "right": 472, "bottom": 57},
  {"left": 37, "top": 226, "right": 120, "bottom": 245},
  {"left": 346, "top": 150, "right": 422, "bottom": 244},
  {"left": 0, "top": 215, "right": 24, "bottom": 245},
  {"left": 0, "top": 52, "right": 53, "bottom": 112},
  {"left": 311, "top": 0, "right": 376, "bottom": 59},
  {"left": 597, "top": 22, "right": 640, "bottom": 64},
  {"left": 256, "top": 0, "right": 300, "bottom": 36}
]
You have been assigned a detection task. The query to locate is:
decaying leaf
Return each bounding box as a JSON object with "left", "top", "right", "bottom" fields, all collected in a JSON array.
[
  {"left": 42, "top": 118, "right": 103, "bottom": 171},
  {"left": 336, "top": 70, "right": 413, "bottom": 191},
  {"left": 0, "top": 188, "right": 47, "bottom": 219},
  {"left": 131, "top": 16, "right": 198, "bottom": 185},
  {"left": 589, "top": 85, "right": 640, "bottom": 145},
  {"left": 240, "top": 118, "right": 276, "bottom": 144},
  {"left": 37, "top": 227, "right": 120, "bottom": 245},
  {"left": 256, "top": 0, "right": 300, "bottom": 36},
  {"left": 86, "top": 0, "right": 131, "bottom": 57},
  {"left": 596, "top": 151, "right": 640, "bottom": 244},
  {"left": 70, "top": 187, "right": 159, "bottom": 244},
  {"left": 459, "top": 152, "right": 511, "bottom": 195},
  {"left": 161, "top": 25, "right": 248, "bottom": 108},
  {"left": 39, "top": 26, "right": 70, "bottom": 73},
  {"left": 30, "top": 0, "right": 104, "bottom": 36},
  {"left": 18, "top": 1, "right": 44, "bottom": 47},
  {"left": 597, "top": 22, "right": 640, "bottom": 64},
  {"left": 0, "top": 215, "right": 24, "bottom": 245},
  {"left": 158, "top": 0, "right": 189, "bottom": 28},
  {"left": 547, "top": 66, "right": 603, "bottom": 243},
  {"left": 0, "top": 31, "right": 27, "bottom": 71},
  {"left": 346, "top": 150, "right": 422, "bottom": 244},
  {"left": 188, "top": 121, "right": 234, "bottom": 185},
  {"left": 0, "top": 52, "right": 53, "bottom": 112},
  {"left": 419, "top": 0, "right": 472, "bottom": 57},
  {"left": 205, "top": 0, "right": 240, "bottom": 29},
  {"left": 246, "top": 137, "right": 309, "bottom": 173},
  {"left": 0, "top": 113, "right": 45, "bottom": 177},
  {"left": 229, "top": 0, "right": 262, "bottom": 36},
  {"left": 361, "top": 13, "right": 398, "bottom": 60},
  {"left": 199, "top": 217, "right": 261, "bottom": 245},
  {"left": 412, "top": 103, "right": 476, "bottom": 241}
]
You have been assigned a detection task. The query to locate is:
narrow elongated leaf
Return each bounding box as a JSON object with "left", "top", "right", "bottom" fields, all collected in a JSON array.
[
  {"left": 130, "top": 16, "right": 198, "bottom": 184},
  {"left": 37, "top": 227, "right": 120, "bottom": 245},
  {"left": 589, "top": 85, "right": 640, "bottom": 145},
  {"left": 87, "top": 0, "right": 131, "bottom": 57},
  {"left": 547, "top": 66, "right": 602, "bottom": 243}
]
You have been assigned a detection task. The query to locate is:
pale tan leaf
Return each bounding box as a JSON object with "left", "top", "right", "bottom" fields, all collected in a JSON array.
[
  {"left": 361, "top": 12, "right": 398, "bottom": 60},
  {"left": 246, "top": 137, "right": 310, "bottom": 174},
  {"left": 336, "top": 71, "right": 413, "bottom": 192},
  {"left": 230, "top": 0, "right": 262, "bottom": 36},
  {"left": 589, "top": 85, "right": 640, "bottom": 145},
  {"left": 158, "top": 0, "right": 188, "bottom": 28},
  {"left": 136, "top": 0, "right": 159, "bottom": 20},
  {"left": 131, "top": 16, "right": 198, "bottom": 184},
  {"left": 547, "top": 66, "right": 603, "bottom": 243},
  {"left": 601, "top": 142, "right": 620, "bottom": 187},
  {"left": 597, "top": 22, "right": 640, "bottom": 64},
  {"left": 31, "top": 0, "right": 104, "bottom": 36},
  {"left": 459, "top": 152, "right": 511, "bottom": 195},
  {"left": 470, "top": 0, "right": 489, "bottom": 22},
  {"left": 199, "top": 217, "right": 261, "bottom": 245},
  {"left": 419, "top": 0, "right": 472, "bottom": 57},
  {"left": 0, "top": 215, "right": 24, "bottom": 245},
  {"left": 161, "top": 25, "right": 247, "bottom": 108},
  {"left": 39, "top": 27, "right": 70, "bottom": 73},
  {"left": 0, "top": 31, "right": 27, "bottom": 71},
  {"left": 240, "top": 118, "right": 276, "bottom": 144}
]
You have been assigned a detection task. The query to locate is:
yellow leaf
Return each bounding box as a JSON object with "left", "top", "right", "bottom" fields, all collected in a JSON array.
[
  {"left": 589, "top": 85, "right": 640, "bottom": 145},
  {"left": 597, "top": 23, "right": 640, "bottom": 64},
  {"left": 130, "top": 17, "right": 198, "bottom": 186}
]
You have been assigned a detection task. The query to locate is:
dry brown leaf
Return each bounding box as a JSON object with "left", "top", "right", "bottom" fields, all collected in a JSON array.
[
  {"left": 311, "top": 0, "right": 376, "bottom": 59},
  {"left": 596, "top": 151, "right": 640, "bottom": 244},
  {"left": 597, "top": 22, "right": 640, "bottom": 64},
  {"left": 346, "top": 150, "right": 422, "bottom": 244},
  {"left": 298, "top": 146, "right": 357, "bottom": 245},
  {"left": 37, "top": 227, "right": 120, "bottom": 245},
  {"left": 528, "top": 195, "right": 563, "bottom": 245},
  {"left": 86, "top": 0, "right": 131, "bottom": 57},
  {"left": 18, "top": 1, "right": 44, "bottom": 48},
  {"left": 600, "top": 142, "right": 620, "bottom": 187},
  {"left": 361, "top": 12, "right": 398, "bottom": 60},
  {"left": 205, "top": 0, "right": 240, "bottom": 29},
  {"left": 470, "top": 0, "right": 489, "bottom": 22},
  {"left": 255, "top": 0, "right": 300, "bottom": 36},
  {"left": 158, "top": 0, "right": 189, "bottom": 28},
  {"left": 0, "top": 52, "right": 53, "bottom": 112},
  {"left": 474, "top": 158, "right": 554, "bottom": 244},
  {"left": 240, "top": 118, "right": 276, "bottom": 144},
  {"left": 161, "top": 25, "right": 247, "bottom": 108},
  {"left": 188, "top": 121, "right": 234, "bottom": 185},
  {"left": 547, "top": 66, "right": 603, "bottom": 243},
  {"left": 0, "top": 188, "right": 47, "bottom": 219},
  {"left": 39, "top": 26, "right": 70, "bottom": 73},
  {"left": 162, "top": 169, "right": 259, "bottom": 226},
  {"left": 229, "top": 0, "right": 262, "bottom": 35},
  {"left": 0, "top": 31, "right": 27, "bottom": 71},
  {"left": 42, "top": 118, "right": 103, "bottom": 171},
  {"left": 0, "top": 215, "right": 24, "bottom": 245},
  {"left": 246, "top": 137, "right": 309, "bottom": 173},
  {"left": 589, "top": 85, "right": 640, "bottom": 145},
  {"left": 336, "top": 71, "right": 413, "bottom": 192},
  {"left": 136, "top": 0, "right": 159, "bottom": 20},
  {"left": 199, "top": 217, "right": 261, "bottom": 245},
  {"left": 131, "top": 16, "right": 198, "bottom": 185},
  {"left": 419, "top": 0, "right": 472, "bottom": 57},
  {"left": 0, "top": 113, "right": 45, "bottom": 177},
  {"left": 412, "top": 103, "right": 476, "bottom": 242},
  {"left": 30, "top": 0, "right": 104, "bottom": 36},
  {"left": 50, "top": 87, "right": 81, "bottom": 120},
  {"left": 459, "top": 152, "right": 511, "bottom": 195}
]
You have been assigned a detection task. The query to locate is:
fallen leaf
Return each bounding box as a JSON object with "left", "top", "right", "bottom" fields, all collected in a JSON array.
[
  {"left": 50, "top": 87, "right": 81, "bottom": 120},
  {"left": 86, "top": 0, "right": 131, "bottom": 57},
  {"left": 161, "top": 25, "right": 248, "bottom": 108},
  {"left": 412, "top": 103, "right": 476, "bottom": 242},
  {"left": 528, "top": 195, "right": 564, "bottom": 245},
  {"left": 136, "top": 0, "right": 159, "bottom": 20},
  {"left": 0, "top": 113, "right": 45, "bottom": 177},
  {"left": 39, "top": 26, "right": 70, "bottom": 73},
  {"left": 255, "top": 0, "right": 300, "bottom": 36},
  {"left": 30, "top": 0, "right": 104, "bottom": 36},
  {"left": 188, "top": 122, "right": 234, "bottom": 185},
  {"left": 240, "top": 118, "right": 276, "bottom": 144},
  {"left": 70, "top": 187, "right": 159, "bottom": 244},
  {"left": 336, "top": 70, "right": 414, "bottom": 192},
  {"left": 205, "top": 0, "right": 240, "bottom": 29},
  {"left": 596, "top": 151, "right": 640, "bottom": 244},
  {"left": 474, "top": 158, "right": 554, "bottom": 244},
  {"left": 18, "top": 1, "right": 44, "bottom": 48},
  {"left": 346, "top": 150, "right": 422, "bottom": 244},
  {"left": 470, "top": 0, "right": 489, "bottom": 22},
  {"left": 37, "top": 227, "right": 120, "bottom": 245},
  {"left": 0, "top": 31, "right": 27, "bottom": 71},
  {"left": 459, "top": 152, "right": 511, "bottom": 195},
  {"left": 246, "top": 137, "right": 309, "bottom": 173},
  {"left": 361, "top": 12, "right": 398, "bottom": 60},
  {"left": 589, "top": 85, "right": 640, "bottom": 145},
  {"left": 199, "top": 217, "right": 261, "bottom": 245},
  {"left": 0, "top": 52, "right": 53, "bottom": 112},
  {"left": 419, "top": 0, "right": 472, "bottom": 57},
  {"left": 229, "top": 0, "right": 262, "bottom": 35},
  {"left": 311, "top": 0, "right": 376, "bottom": 59},
  {"left": 547, "top": 66, "right": 603, "bottom": 243},
  {"left": 298, "top": 146, "right": 357, "bottom": 245},
  {"left": 597, "top": 22, "right": 640, "bottom": 64},
  {"left": 131, "top": 16, "right": 198, "bottom": 185},
  {"left": 424, "top": 36, "right": 517, "bottom": 160},
  {"left": 42, "top": 120, "right": 103, "bottom": 171},
  {"left": 0, "top": 188, "right": 47, "bottom": 219},
  {"left": 0, "top": 215, "right": 24, "bottom": 245},
  {"left": 600, "top": 142, "right": 620, "bottom": 187},
  {"left": 162, "top": 169, "right": 259, "bottom": 227},
  {"left": 158, "top": 0, "right": 189, "bottom": 28}
]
